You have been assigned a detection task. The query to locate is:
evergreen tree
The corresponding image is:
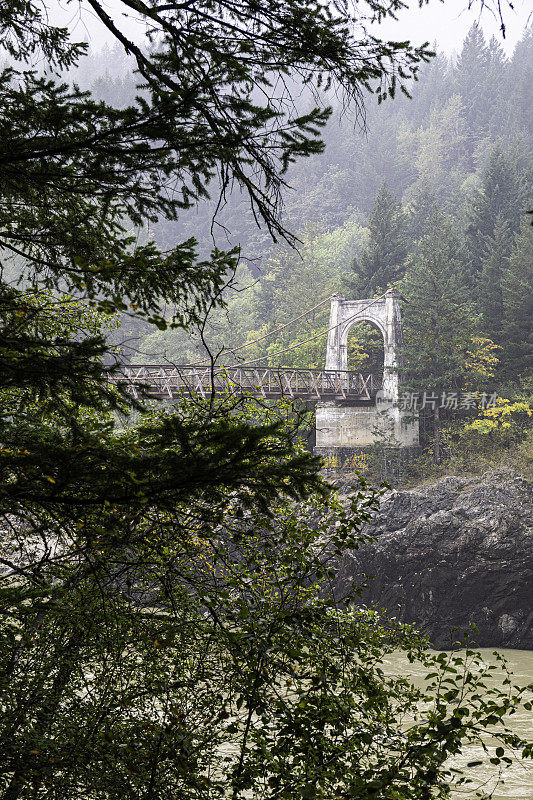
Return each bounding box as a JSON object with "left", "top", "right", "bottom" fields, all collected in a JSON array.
[
  {"left": 501, "top": 220, "right": 533, "bottom": 378},
  {"left": 405, "top": 185, "right": 439, "bottom": 241},
  {"left": 466, "top": 146, "right": 519, "bottom": 276},
  {"left": 485, "top": 35, "right": 511, "bottom": 138},
  {"left": 351, "top": 182, "right": 407, "bottom": 296},
  {"left": 508, "top": 27, "right": 533, "bottom": 138},
  {"left": 418, "top": 95, "right": 470, "bottom": 189},
  {"left": 401, "top": 213, "right": 480, "bottom": 462},
  {"left": 405, "top": 50, "right": 451, "bottom": 122},
  {"left": 477, "top": 214, "right": 511, "bottom": 345},
  {"left": 452, "top": 24, "right": 490, "bottom": 153}
]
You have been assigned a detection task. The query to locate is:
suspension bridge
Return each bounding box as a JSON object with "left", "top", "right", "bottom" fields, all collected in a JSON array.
[
  {"left": 112, "top": 365, "right": 381, "bottom": 401},
  {"left": 111, "top": 291, "right": 393, "bottom": 402},
  {"left": 110, "top": 289, "right": 420, "bottom": 451}
]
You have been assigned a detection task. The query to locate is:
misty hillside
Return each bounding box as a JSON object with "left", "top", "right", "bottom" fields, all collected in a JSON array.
[{"left": 79, "top": 26, "right": 531, "bottom": 388}]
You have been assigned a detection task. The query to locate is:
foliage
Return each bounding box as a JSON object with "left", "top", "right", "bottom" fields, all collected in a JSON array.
[
  {"left": 402, "top": 388, "right": 533, "bottom": 483},
  {"left": 347, "top": 323, "right": 384, "bottom": 375},
  {"left": 399, "top": 213, "right": 502, "bottom": 462},
  {"left": 400, "top": 215, "right": 488, "bottom": 394},
  {"left": 462, "top": 396, "right": 532, "bottom": 442},
  {"left": 477, "top": 215, "right": 510, "bottom": 343},
  {"left": 0, "top": 285, "right": 123, "bottom": 413},
  {"left": 2, "top": 460, "right": 533, "bottom": 800},
  {"left": 198, "top": 221, "right": 367, "bottom": 369},
  {"left": 466, "top": 146, "right": 522, "bottom": 277},
  {"left": 501, "top": 220, "right": 533, "bottom": 378},
  {"left": 404, "top": 94, "right": 471, "bottom": 201},
  {"left": 1, "top": 2, "right": 532, "bottom": 798},
  {"left": 367, "top": 410, "right": 403, "bottom": 483},
  {"left": 463, "top": 337, "right": 501, "bottom": 388}
]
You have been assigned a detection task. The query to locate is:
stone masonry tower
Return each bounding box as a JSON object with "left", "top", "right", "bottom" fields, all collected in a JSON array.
[{"left": 314, "top": 289, "right": 419, "bottom": 457}]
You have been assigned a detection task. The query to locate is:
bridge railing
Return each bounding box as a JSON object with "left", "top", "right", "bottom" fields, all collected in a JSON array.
[{"left": 109, "top": 365, "right": 382, "bottom": 401}]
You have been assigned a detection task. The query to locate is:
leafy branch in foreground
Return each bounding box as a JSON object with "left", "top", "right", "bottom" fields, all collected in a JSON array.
[
  {"left": 0, "top": 0, "right": 436, "bottom": 288},
  {"left": 1, "top": 465, "right": 531, "bottom": 800}
]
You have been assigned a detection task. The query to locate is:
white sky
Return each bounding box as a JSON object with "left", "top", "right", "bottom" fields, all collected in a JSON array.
[
  {"left": 54, "top": 0, "right": 532, "bottom": 57},
  {"left": 373, "top": 0, "right": 532, "bottom": 56}
]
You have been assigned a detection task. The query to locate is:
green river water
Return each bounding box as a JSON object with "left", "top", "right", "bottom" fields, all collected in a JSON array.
[{"left": 383, "top": 649, "right": 533, "bottom": 799}]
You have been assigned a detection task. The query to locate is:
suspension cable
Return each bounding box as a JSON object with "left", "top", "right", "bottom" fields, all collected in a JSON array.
[
  {"left": 188, "top": 293, "right": 334, "bottom": 366},
  {"left": 230, "top": 293, "right": 333, "bottom": 353},
  {"left": 222, "top": 292, "right": 388, "bottom": 369}
]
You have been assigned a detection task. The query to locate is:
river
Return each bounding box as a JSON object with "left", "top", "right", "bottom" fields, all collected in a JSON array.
[{"left": 383, "top": 649, "right": 533, "bottom": 799}]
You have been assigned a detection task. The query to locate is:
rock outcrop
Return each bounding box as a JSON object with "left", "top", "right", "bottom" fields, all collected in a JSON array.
[{"left": 336, "top": 470, "right": 533, "bottom": 649}]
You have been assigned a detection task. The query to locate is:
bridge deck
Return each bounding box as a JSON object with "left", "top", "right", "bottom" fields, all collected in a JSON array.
[{"left": 111, "top": 365, "right": 381, "bottom": 401}]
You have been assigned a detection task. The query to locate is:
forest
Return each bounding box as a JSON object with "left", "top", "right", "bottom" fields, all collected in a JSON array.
[
  {"left": 0, "top": 2, "right": 532, "bottom": 799},
  {"left": 86, "top": 25, "right": 533, "bottom": 478}
]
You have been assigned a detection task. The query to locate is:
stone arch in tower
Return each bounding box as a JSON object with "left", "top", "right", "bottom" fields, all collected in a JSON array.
[{"left": 324, "top": 289, "right": 403, "bottom": 401}]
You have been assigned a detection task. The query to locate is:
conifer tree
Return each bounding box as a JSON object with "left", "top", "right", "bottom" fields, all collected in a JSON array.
[
  {"left": 401, "top": 213, "right": 479, "bottom": 462},
  {"left": 467, "top": 147, "right": 519, "bottom": 276},
  {"left": 406, "top": 51, "right": 451, "bottom": 122},
  {"left": 501, "top": 220, "right": 533, "bottom": 378},
  {"left": 452, "top": 24, "right": 490, "bottom": 152},
  {"left": 405, "top": 186, "right": 439, "bottom": 241},
  {"left": 478, "top": 214, "right": 511, "bottom": 346},
  {"left": 508, "top": 27, "right": 533, "bottom": 138},
  {"left": 485, "top": 35, "right": 511, "bottom": 138},
  {"left": 351, "top": 182, "right": 407, "bottom": 296}
]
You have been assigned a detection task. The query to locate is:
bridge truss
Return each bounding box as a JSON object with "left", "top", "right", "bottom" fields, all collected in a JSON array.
[{"left": 111, "top": 365, "right": 381, "bottom": 401}]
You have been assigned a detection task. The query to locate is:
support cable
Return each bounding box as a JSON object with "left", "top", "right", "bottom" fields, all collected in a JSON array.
[
  {"left": 188, "top": 293, "right": 334, "bottom": 366},
  {"left": 125, "top": 292, "right": 389, "bottom": 376},
  {"left": 223, "top": 292, "right": 388, "bottom": 369}
]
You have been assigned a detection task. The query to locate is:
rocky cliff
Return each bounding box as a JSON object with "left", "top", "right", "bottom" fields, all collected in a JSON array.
[{"left": 336, "top": 470, "right": 533, "bottom": 649}]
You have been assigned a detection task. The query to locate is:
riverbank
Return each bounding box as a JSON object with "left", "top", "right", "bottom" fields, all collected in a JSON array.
[{"left": 334, "top": 469, "right": 533, "bottom": 649}]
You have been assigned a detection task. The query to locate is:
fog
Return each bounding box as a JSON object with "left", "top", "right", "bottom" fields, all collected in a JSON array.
[{"left": 49, "top": 0, "right": 532, "bottom": 55}]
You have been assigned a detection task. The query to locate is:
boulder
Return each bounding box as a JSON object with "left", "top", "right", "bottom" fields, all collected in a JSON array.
[{"left": 336, "top": 470, "right": 533, "bottom": 649}]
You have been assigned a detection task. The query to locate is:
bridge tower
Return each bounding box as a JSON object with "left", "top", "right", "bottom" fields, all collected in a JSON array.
[{"left": 314, "top": 288, "right": 419, "bottom": 459}]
